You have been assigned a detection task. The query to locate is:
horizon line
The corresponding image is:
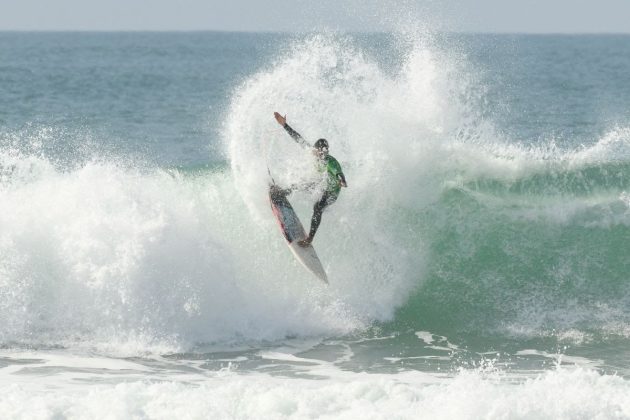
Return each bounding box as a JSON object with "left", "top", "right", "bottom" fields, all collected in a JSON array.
[{"left": 1, "top": 29, "right": 630, "bottom": 35}]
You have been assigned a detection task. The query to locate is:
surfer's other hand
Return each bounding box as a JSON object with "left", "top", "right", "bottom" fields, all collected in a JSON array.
[{"left": 274, "top": 112, "right": 286, "bottom": 126}]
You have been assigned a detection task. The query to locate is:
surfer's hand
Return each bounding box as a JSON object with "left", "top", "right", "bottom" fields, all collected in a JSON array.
[{"left": 274, "top": 112, "right": 286, "bottom": 126}]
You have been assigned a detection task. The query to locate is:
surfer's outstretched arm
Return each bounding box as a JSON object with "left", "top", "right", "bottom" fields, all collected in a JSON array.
[{"left": 274, "top": 111, "right": 310, "bottom": 149}]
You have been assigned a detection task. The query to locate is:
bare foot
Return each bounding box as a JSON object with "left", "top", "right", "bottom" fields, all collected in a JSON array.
[
  {"left": 270, "top": 185, "right": 290, "bottom": 197},
  {"left": 297, "top": 237, "right": 312, "bottom": 247}
]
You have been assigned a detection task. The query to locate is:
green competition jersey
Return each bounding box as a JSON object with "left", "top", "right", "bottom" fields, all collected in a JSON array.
[
  {"left": 281, "top": 123, "right": 346, "bottom": 196},
  {"left": 318, "top": 155, "right": 344, "bottom": 195}
]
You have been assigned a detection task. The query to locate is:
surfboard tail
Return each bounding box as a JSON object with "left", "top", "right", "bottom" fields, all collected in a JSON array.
[{"left": 269, "top": 185, "right": 328, "bottom": 284}]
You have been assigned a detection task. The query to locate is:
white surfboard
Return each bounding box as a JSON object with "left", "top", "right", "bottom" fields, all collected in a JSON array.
[{"left": 269, "top": 185, "right": 328, "bottom": 284}]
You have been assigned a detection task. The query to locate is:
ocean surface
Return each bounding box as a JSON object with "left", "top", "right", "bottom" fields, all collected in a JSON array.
[{"left": 1, "top": 31, "right": 630, "bottom": 419}]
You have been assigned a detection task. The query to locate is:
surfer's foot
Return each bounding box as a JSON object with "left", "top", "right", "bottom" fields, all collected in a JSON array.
[
  {"left": 271, "top": 186, "right": 290, "bottom": 196},
  {"left": 298, "top": 237, "right": 312, "bottom": 247}
]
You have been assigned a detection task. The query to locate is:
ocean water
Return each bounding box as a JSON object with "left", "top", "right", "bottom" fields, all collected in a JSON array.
[{"left": 1, "top": 31, "right": 630, "bottom": 419}]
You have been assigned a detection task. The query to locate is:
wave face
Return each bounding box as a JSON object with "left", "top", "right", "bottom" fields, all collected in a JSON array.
[
  {"left": 1, "top": 33, "right": 629, "bottom": 355},
  {"left": 396, "top": 130, "right": 630, "bottom": 339}
]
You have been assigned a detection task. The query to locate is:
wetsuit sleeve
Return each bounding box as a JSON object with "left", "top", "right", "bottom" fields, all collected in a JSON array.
[
  {"left": 337, "top": 171, "right": 347, "bottom": 185},
  {"left": 283, "top": 123, "right": 310, "bottom": 149}
]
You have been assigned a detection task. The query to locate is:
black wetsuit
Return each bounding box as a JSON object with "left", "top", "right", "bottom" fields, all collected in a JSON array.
[{"left": 282, "top": 123, "right": 346, "bottom": 240}]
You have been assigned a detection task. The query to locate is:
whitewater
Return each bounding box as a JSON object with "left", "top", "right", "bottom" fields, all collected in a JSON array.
[{"left": 1, "top": 31, "right": 630, "bottom": 418}]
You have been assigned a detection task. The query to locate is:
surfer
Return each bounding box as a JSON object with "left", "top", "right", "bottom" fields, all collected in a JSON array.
[{"left": 274, "top": 112, "right": 347, "bottom": 247}]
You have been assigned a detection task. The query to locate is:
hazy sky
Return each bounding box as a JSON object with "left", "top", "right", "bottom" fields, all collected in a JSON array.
[{"left": 1, "top": 0, "right": 629, "bottom": 33}]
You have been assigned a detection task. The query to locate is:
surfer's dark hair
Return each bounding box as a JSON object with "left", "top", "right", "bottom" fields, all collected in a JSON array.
[{"left": 314, "top": 139, "right": 329, "bottom": 150}]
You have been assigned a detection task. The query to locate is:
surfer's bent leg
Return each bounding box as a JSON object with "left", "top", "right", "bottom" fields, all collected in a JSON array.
[{"left": 307, "top": 192, "right": 337, "bottom": 241}]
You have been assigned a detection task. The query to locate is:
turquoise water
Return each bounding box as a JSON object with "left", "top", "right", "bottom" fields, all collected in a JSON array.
[{"left": 1, "top": 32, "right": 630, "bottom": 418}]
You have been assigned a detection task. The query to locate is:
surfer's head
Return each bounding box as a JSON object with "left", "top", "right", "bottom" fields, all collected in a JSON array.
[{"left": 313, "top": 138, "right": 329, "bottom": 158}]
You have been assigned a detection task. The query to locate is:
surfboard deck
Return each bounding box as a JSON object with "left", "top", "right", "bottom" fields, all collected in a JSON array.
[{"left": 269, "top": 185, "right": 328, "bottom": 284}]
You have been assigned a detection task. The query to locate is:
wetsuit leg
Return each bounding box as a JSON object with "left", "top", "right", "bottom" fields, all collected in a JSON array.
[{"left": 308, "top": 192, "right": 337, "bottom": 240}]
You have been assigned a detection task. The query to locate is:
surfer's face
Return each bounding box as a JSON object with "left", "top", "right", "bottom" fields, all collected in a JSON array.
[{"left": 313, "top": 147, "right": 328, "bottom": 159}]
